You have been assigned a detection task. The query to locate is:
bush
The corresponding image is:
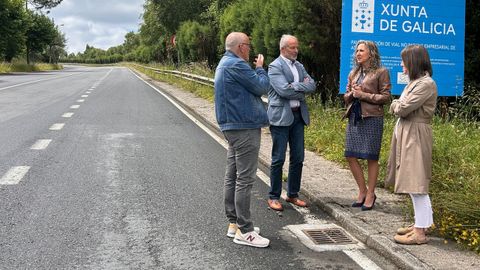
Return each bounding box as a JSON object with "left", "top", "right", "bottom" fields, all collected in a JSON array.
[
  {"left": 449, "top": 82, "right": 480, "bottom": 121},
  {"left": 177, "top": 21, "right": 216, "bottom": 64},
  {"left": 0, "top": 60, "right": 62, "bottom": 72}
]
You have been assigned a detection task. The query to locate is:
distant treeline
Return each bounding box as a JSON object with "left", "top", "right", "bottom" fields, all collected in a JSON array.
[
  {"left": 62, "top": 0, "right": 479, "bottom": 108},
  {"left": 0, "top": 0, "right": 65, "bottom": 64}
]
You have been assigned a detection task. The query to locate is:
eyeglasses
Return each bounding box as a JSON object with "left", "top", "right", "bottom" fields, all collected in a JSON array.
[{"left": 240, "top": 43, "right": 251, "bottom": 48}]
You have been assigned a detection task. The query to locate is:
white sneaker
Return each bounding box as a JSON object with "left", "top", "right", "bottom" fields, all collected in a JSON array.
[
  {"left": 226, "top": 223, "right": 260, "bottom": 238},
  {"left": 233, "top": 230, "right": 270, "bottom": 248}
]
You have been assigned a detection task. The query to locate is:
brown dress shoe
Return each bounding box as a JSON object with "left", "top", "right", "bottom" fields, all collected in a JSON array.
[
  {"left": 394, "top": 231, "right": 428, "bottom": 245},
  {"left": 267, "top": 199, "right": 283, "bottom": 211},
  {"left": 285, "top": 197, "right": 308, "bottom": 207}
]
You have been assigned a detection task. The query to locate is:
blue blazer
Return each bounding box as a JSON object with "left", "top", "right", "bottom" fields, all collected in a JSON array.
[{"left": 267, "top": 56, "right": 316, "bottom": 126}]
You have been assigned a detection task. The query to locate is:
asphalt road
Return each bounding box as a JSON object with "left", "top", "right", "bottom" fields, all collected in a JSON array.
[{"left": 0, "top": 66, "right": 396, "bottom": 269}]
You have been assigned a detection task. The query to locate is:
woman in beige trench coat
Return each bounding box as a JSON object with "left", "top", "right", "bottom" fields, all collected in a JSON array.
[{"left": 385, "top": 45, "right": 437, "bottom": 245}]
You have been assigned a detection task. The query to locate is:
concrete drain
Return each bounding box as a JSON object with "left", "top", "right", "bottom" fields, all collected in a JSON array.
[
  {"left": 302, "top": 228, "right": 356, "bottom": 245},
  {"left": 286, "top": 224, "right": 364, "bottom": 251}
]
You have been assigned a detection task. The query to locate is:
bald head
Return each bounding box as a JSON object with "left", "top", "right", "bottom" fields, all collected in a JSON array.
[
  {"left": 225, "top": 32, "right": 250, "bottom": 61},
  {"left": 225, "top": 32, "right": 248, "bottom": 50}
]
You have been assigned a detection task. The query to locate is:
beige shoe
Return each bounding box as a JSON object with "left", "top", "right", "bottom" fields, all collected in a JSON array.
[
  {"left": 394, "top": 231, "right": 429, "bottom": 245},
  {"left": 396, "top": 223, "right": 414, "bottom": 235},
  {"left": 397, "top": 224, "right": 431, "bottom": 235}
]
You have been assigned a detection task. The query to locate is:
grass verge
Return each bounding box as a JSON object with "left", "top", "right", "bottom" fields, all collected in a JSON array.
[
  {"left": 0, "top": 61, "right": 63, "bottom": 73},
  {"left": 127, "top": 63, "right": 214, "bottom": 102}
]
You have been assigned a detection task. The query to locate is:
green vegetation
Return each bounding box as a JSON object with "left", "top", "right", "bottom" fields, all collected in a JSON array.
[
  {"left": 128, "top": 63, "right": 214, "bottom": 102},
  {"left": 1, "top": 0, "right": 65, "bottom": 65},
  {"left": 0, "top": 61, "right": 62, "bottom": 73}
]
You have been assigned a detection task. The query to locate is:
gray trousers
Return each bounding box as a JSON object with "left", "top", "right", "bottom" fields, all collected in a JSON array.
[{"left": 223, "top": 129, "right": 261, "bottom": 234}]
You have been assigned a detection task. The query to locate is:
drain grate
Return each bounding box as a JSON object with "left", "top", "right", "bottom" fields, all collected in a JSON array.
[{"left": 302, "top": 228, "right": 356, "bottom": 245}]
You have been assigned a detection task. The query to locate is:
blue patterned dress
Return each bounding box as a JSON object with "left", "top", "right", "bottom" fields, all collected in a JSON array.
[{"left": 344, "top": 72, "right": 384, "bottom": 161}]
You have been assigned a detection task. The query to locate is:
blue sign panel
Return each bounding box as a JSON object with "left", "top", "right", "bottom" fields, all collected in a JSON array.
[{"left": 340, "top": 0, "right": 465, "bottom": 96}]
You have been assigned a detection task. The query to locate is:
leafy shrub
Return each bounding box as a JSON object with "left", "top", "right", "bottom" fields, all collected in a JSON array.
[
  {"left": 449, "top": 82, "right": 480, "bottom": 121},
  {"left": 177, "top": 21, "right": 216, "bottom": 64}
]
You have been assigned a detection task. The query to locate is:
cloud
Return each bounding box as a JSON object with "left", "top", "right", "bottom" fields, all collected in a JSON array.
[{"left": 47, "top": 0, "right": 144, "bottom": 54}]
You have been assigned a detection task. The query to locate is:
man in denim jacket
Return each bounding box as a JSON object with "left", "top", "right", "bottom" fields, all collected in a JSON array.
[{"left": 214, "top": 32, "right": 270, "bottom": 248}]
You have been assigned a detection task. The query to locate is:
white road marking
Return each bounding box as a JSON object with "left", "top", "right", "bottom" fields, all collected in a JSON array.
[
  {"left": 81, "top": 95, "right": 88, "bottom": 97},
  {"left": 343, "top": 250, "right": 383, "bottom": 270},
  {"left": 130, "top": 69, "right": 380, "bottom": 270},
  {"left": 0, "top": 166, "right": 30, "bottom": 185},
  {"left": 70, "top": 105, "right": 80, "bottom": 109},
  {"left": 30, "top": 139, "right": 52, "bottom": 150},
  {"left": 77, "top": 99, "right": 85, "bottom": 102},
  {"left": 49, "top": 123, "right": 65, "bottom": 130},
  {"left": 62, "top": 112, "right": 74, "bottom": 118},
  {"left": 0, "top": 73, "right": 77, "bottom": 92},
  {"left": 86, "top": 91, "right": 91, "bottom": 94}
]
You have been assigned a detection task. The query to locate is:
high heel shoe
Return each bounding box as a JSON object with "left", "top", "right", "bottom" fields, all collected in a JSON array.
[
  {"left": 351, "top": 196, "right": 366, "bottom": 207},
  {"left": 361, "top": 194, "right": 376, "bottom": 211}
]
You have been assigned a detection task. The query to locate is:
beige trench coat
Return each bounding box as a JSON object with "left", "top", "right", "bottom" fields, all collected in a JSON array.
[{"left": 385, "top": 75, "right": 437, "bottom": 194}]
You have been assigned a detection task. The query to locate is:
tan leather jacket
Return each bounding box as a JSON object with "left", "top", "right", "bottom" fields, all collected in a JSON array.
[{"left": 343, "top": 67, "right": 391, "bottom": 119}]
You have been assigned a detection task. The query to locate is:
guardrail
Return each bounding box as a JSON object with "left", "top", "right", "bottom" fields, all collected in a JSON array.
[
  {"left": 132, "top": 63, "right": 268, "bottom": 103},
  {"left": 133, "top": 64, "right": 214, "bottom": 87}
]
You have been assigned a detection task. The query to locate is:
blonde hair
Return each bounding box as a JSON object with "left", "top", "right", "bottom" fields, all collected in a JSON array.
[{"left": 351, "top": 40, "right": 382, "bottom": 78}]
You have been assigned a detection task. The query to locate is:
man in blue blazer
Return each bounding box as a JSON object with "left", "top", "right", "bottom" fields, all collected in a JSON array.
[{"left": 267, "top": 35, "right": 316, "bottom": 211}]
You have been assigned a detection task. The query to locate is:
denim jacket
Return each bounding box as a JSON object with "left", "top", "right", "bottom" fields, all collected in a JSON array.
[{"left": 214, "top": 51, "right": 270, "bottom": 131}]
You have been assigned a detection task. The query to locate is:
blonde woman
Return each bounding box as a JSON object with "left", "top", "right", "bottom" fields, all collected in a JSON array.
[
  {"left": 343, "top": 40, "right": 391, "bottom": 211},
  {"left": 386, "top": 45, "right": 437, "bottom": 245}
]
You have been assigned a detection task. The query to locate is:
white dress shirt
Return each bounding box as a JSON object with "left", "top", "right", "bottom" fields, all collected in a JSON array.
[{"left": 280, "top": 55, "right": 300, "bottom": 109}]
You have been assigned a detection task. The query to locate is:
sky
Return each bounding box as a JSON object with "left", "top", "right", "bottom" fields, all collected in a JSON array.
[{"left": 46, "top": 0, "right": 145, "bottom": 54}]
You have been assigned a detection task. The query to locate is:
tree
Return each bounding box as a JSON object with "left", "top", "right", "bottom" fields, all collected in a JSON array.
[
  {"left": 28, "top": 0, "right": 62, "bottom": 10},
  {"left": 219, "top": 0, "right": 341, "bottom": 100},
  {"left": 26, "top": 12, "right": 57, "bottom": 63},
  {"left": 138, "top": 0, "right": 169, "bottom": 62},
  {"left": 24, "top": 0, "right": 63, "bottom": 63},
  {"left": 465, "top": 0, "right": 480, "bottom": 86},
  {"left": 177, "top": 21, "right": 215, "bottom": 63},
  {"left": 46, "top": 26, "right": 66, "bottom": 63},
  {"left": 123, "top": 31, "right": 140, "bottom": 54},
  {"left": 0, "top": 0, "right": 27, "bottom": 61},
  {"left": 151, "top": 0, "right": 210, "bottom": 33}
]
